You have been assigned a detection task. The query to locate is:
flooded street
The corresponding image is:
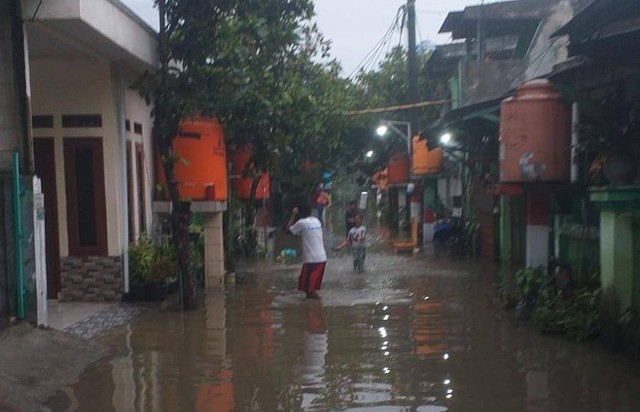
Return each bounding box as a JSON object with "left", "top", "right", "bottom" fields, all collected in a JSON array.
[{"left": 46, "top": 252, "right": 640, "bottom": 412}]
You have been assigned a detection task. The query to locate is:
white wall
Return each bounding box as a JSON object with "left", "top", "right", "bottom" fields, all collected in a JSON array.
[
  {"left": 30, "top": 56, "right": 123, "bottom": 256},
  {"left": 22, "top": 0, "right": 158, "bottom": 68},
  {"left": 124, "top": 72, "right": 154, "bottom": 238}
]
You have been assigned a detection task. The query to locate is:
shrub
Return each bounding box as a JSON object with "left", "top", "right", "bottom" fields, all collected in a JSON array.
[
  {"left": 514, "top": 266, "right": 602, "bottom": 341},
  {"left": 129, "top": 236, "right": 178, "bottom": 284}
]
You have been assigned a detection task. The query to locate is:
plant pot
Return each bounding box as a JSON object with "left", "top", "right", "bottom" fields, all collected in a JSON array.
[
  {"left": 130, "top": 282, "right": 169, "bottom": 301},
  {"left": 603, "top": 154, "right": 638, "bottom": 185},
  {"left": 167, "top": 278, "right": 179, "bottom": 294}
]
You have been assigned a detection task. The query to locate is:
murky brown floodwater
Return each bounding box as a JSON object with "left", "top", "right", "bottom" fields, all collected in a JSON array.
[{"left": 46, "top": 252, "right": 640, "bottom": 412}]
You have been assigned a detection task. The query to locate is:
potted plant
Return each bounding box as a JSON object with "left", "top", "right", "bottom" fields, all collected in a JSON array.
[{"left": 129, "top": 236, "right": 179, "bottom": 301}]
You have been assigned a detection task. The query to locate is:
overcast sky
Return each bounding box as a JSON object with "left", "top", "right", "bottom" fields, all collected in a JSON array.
[{"left": 121, "top": 0, "right": 482, "bottom": 75}]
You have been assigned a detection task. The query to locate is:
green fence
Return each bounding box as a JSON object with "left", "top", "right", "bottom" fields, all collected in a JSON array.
[{"left": 558, "top": 222, "right": 600, "bottom": 285}]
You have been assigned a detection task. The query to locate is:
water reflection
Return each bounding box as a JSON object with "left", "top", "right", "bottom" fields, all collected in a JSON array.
[{"left": 46, "top": 256, "right": 640, "bottom": 412}]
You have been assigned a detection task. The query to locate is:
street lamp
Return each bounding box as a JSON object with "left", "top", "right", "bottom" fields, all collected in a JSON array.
[
  {"left": 440, "top": 132, "right": 452, "bottom": 145},
  {"left": 376, "top": 120, "right": 412, "bottom": 156},
  {"left": 366, "top": 150, "right": 374, "bottom": 158}
]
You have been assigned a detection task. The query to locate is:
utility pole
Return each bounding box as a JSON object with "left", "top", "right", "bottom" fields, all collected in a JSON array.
[
  {"left": 406, "top": 0, "right": 420, "bottom": 247},
  {"left": 407, "top": 0, "right": 419, "bottom": 133}
]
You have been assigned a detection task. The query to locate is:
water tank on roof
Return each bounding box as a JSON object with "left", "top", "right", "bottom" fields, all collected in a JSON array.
[
  {"left": 156, "top": 118, "right": 228, "bottom": 201},
  {"left": 499, "top": 79, "right": 571, "bottom": 183},
  {"left": 230, "top": 145, "right": 270, "bottom": 200},
  {"left": 412, "top": 135, "right": 443, "bottom": 175},
  {"left": 387, "top": 153, "right": 410, "bottom": 184}
]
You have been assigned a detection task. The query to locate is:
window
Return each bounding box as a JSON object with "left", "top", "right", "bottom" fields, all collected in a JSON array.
[
  {"left": 64, "top": 138, "right": 108, "bottom": 255},
  {"left": 32, "top": 115, "right": 53, "bottom": 128},
  {"left": 127, "top": 144, "right": 135, "bottom": 241},
  {"left": 136, "top": 144, "right": 147, "bottom": 234},
  {"left": 62, "top": 114, "right": 102, "bottom": 128}
]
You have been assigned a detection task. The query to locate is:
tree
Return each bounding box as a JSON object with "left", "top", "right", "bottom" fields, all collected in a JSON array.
[
  {"left": 335, "top": 47, "right": 447, "bottom": 170},
  {"left": 135, "top": 0, "right": 351, "bottom": 307}
]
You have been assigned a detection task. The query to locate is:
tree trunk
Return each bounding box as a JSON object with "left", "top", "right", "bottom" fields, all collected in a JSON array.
[
  {"left": 160, "top": 138, "right": 198, "bottom": 310},
  {"left": 246, "top": 173, "right": 262, "bottom": 227},
  {"left": 157, "top": 0, "right": 197, "bottom": 310},
  {"left": 239, "top": 174, "right": 262, "bottom": 258}
]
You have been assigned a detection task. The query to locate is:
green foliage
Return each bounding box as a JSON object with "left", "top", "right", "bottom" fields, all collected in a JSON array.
[
  {"left": 346, "top": 47, "right": 446, "bottom": 161},
  {"left": 133, "top": 1, "right": 347, "bottom": 300},
  {"left": 129, "top": 236, "right": 178, "bottom": 284},
  {"left": 516, "top": 266, "right": 547, "bottom": 301},
  {"left": 514, "top": 266, "right": 602, "bottom": 342},
  {"left": 557, "top": 84, "right": 640, "bottom": 156}
]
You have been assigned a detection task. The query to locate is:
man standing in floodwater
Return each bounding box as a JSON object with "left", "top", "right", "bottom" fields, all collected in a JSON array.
[{"left": 287, "top": 203, "right": 327, "bottom": 299}]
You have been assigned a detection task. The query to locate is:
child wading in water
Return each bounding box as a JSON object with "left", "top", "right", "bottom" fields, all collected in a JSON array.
[{"left": 335, "top": 215, "right": 366, "bottom": 272}]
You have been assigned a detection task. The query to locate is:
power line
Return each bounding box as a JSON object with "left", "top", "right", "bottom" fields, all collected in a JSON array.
[
  {"left": 343, "top": 99, "right": 451, "bottom": 116},
  {"left": 347, "top": 5, "right": 406, "bottom": 78}
]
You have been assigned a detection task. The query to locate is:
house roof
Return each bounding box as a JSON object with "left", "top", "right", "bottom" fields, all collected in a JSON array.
[
  {"left": 439, "top": 0, "right": 553, "bottom": 40},
  {"left": 552, "top": 0, "right": 640, "bottom": 59},
  {"left": 22, "top": 0, "right": 158, "bottom": 71},
  {"left": 427, "top": 36, "right": 519, "bottom": 77},
  {"left": 552, "top": 0, "right": 638, "bottom": 38}
]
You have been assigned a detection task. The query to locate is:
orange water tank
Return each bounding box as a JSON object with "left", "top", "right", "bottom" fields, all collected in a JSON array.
[
  {"left": 371, "top": 169, "right": 388, "bottom": 191},
  {"left": 387, "top": 153, "right": 410, "bottom": 184},
  {"left": 156, "top": 118, "right": 227, "bottom": 201},
  {"left": 230, "top": 145, "right": 270, "bottom": 200},
  {"left": 412, "top": 135, "right": 443, "bottom": 175},
  {"left": 499, "top": 79, "right": 571, "bottom": 183}
]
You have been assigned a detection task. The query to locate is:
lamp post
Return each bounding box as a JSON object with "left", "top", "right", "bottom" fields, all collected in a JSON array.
[
  {"left": 377, "top": 120, "right": 414, "bottom": 242},
  {"left": 376, "top": 120, "right": 412, "bottom": 157}
]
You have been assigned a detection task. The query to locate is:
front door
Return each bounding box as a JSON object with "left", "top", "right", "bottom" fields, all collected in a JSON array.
[
  {"left": 63, "top": 138, "right": 108, "bottom": 256},
  {"left": 34, "top": 138, "right": 61, "bottom": 298}
]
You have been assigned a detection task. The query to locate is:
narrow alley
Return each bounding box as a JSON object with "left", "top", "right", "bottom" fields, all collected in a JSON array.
[{"left": 43, "top": 251, "right": 640, "bottom": 412}]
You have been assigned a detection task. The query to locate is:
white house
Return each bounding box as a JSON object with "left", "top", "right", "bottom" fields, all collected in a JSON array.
[{"left": 19, "top": 0, "right": 227, "bottom": 305}]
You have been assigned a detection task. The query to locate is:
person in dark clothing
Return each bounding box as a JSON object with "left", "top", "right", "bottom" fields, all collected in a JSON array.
[{"left": 345, "top": 201, "right": 358, "bottom": 235}]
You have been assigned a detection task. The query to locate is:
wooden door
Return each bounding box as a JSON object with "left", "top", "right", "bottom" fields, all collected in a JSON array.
[
  {"left": 34, "top": 138, "right": 61, "bottom": 298},
  {"left": 63, "top": 138, "right": 108, "bottom": 256}
]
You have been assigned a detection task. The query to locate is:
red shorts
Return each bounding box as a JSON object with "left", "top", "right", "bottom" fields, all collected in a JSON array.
[{"left": 298, "top": 262, "right": 326, "bottom": 294}]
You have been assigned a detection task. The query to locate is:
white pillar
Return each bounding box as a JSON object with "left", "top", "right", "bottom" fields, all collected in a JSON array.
[
  {"left": 112, "top": 63, "right": 129, "bottom": 293},
  {"left": 525, "top": 194, "right": 550, "bottom": 270},
  {"left": 33, "top": 176, "right": 47, "bottom": 327},
  {"left": 204, "top": 212, "right": 225, "bottom": 287}
]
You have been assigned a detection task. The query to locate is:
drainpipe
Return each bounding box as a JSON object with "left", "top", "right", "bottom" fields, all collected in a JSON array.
[
  {"left": 571, "top": 102, "right": 579, "bottom": 184},
  {"left": 113, "top": 63, "right": 129, "bottom": 294},
  {"left": 10, "top": 0, "right": 33, "bottom": 174},
  {"left": 12, "top": 152, "right": 25, "bottom": 319}
]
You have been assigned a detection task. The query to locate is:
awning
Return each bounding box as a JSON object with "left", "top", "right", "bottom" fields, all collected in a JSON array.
[{"left": 22, "top": 0, "right": 159, "bottom": 72}]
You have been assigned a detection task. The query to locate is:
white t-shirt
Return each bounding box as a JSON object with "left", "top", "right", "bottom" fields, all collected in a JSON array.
[
  {"left": 348, "top": 226, "right": 366, "bottom": 248},
  {"left": 289, "top": 216, "right": 327, "bottom": 263}
]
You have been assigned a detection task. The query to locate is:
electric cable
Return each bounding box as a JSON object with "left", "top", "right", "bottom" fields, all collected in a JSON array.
[
  {"left": 31, "top": 0, "right": 43, "bottom": 21},
  {"left": 361, "top": 7, "right": 404, "bottom": 74},
  {"left": 348, "top": 5, "right": 406, "bottom": 78}
]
